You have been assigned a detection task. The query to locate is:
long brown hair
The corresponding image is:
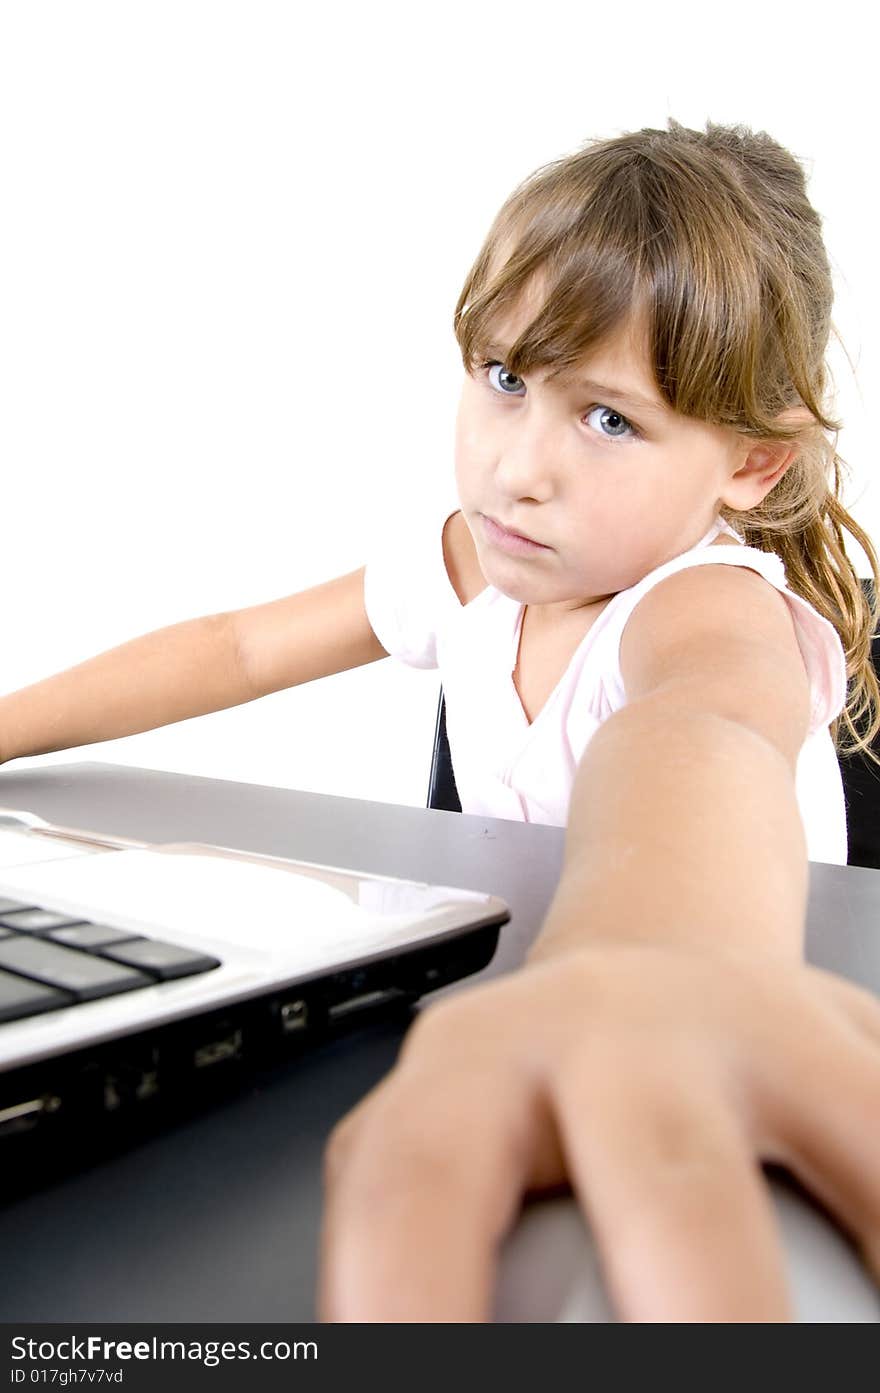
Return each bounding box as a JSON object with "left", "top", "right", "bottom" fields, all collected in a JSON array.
[{"left": 453, "top": 119, "right": 880, "bottom": 766}]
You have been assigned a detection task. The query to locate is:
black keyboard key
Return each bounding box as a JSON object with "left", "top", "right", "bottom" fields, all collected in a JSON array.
[
  {"left": 100, "top": 938, "right": 221, "bottom": 980},
  {"left": 0, "top": 937, "right": 151, "bottom": 1001},
  {"left": 49, "top": 922, "right": 140, "bottom": 949},
  {"left": 0, "top": 908, "right": 87, "bottom": 933},
  {"left": 0, "top": 897, "right": 35, "bottom": 915},
  {"left": 0, "top": 968, "right": 74, "bottom": 1022}
]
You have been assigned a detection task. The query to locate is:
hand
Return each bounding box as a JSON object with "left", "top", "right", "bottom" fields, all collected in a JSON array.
[{"left": 318, "top": 943, "right": 880, "bottom": 1321}]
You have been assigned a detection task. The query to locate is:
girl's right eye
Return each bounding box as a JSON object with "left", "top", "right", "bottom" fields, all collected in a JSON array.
[{"left": 481, "top": 360, "right": 526, "bottom": 396}]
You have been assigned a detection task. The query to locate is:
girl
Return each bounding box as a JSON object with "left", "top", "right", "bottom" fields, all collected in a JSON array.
[{"left": 3, "top": 118, "right": 880, "bottom": 1321}]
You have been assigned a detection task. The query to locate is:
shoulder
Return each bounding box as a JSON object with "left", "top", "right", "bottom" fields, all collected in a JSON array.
[
  {"left": 441, "top": 510, "right": 488, "bottom": 606},
  {"left": 618, "top": 558, "right": 812, "bottom": 770}
]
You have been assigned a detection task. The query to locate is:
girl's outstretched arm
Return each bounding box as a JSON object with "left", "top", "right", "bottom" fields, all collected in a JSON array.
[
  {"left": 0, "top": 567, "right": 387, "bottom": 764},
  {"left": 318, "top": 562, "right": 880, "bottom": 1322}
]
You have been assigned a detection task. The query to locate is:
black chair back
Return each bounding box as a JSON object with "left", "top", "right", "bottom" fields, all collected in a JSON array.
[
  {"left": 838, "top": 578, "right": 880, "bottom": 869},
  {"left": 427, "top": 689, "right": 461, "bottom": 812}
]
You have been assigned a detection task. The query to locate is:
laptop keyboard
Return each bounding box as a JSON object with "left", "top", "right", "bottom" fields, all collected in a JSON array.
[{"left": 0, "top": 895, "right": 221, "bottom": 1023}]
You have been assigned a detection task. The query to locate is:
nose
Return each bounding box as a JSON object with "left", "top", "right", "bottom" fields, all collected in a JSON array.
[{"left": 493, "top": 404, "right": 558, "bottom": 502}]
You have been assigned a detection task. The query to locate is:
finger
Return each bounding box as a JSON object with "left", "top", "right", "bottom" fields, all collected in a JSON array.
[
  {"left": 318, "top": 1055, "right": 563, "bottom": 1321},
  {"left": 553, "top": 1050, "right": 793, "bottom": 1321},
  {"left": 752, "top": 1011, "right": 880, "bottom": 1282}
]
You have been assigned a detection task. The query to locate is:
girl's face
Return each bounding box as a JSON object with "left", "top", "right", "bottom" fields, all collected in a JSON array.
[{"left": 454, "top": 300, "right": 765, "bottom": 620}]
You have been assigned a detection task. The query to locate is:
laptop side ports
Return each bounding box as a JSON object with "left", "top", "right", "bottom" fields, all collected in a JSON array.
[
  {"left": 0, "top": 1094, "right": 62, "bottom": 1139},
  {"left": 327, "top": 986, "right": 410, "bottom": 1024}
]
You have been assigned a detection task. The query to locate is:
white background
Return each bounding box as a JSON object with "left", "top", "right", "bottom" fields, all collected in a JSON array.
[{"left": 1, "top": 0, "right": 876, "bottom": 808}]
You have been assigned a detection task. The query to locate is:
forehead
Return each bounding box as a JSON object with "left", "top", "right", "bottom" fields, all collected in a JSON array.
[{"left": 487, "top": 273, "right": 659, "bottom": 398}]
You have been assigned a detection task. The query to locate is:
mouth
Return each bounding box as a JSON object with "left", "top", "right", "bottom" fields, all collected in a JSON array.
[{"left": 480, "top": 514, "right": 550, "bottom": 555}]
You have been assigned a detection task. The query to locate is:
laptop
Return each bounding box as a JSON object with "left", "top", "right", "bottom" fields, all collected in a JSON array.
[{"left": 0, "top": 807, "right": 508, "bottom": 1145}]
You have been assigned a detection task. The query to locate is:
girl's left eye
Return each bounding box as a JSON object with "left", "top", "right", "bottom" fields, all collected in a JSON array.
[{"left": 479, "top": 360, "right": 640, "bottom": 441}]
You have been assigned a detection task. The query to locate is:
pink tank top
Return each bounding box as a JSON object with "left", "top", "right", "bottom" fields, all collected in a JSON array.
[{"left": 363, "top": 498, "right": 848, "bottom": 864}]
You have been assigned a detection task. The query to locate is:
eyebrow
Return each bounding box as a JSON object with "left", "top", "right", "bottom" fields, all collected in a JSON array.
[{"left": 482, "top": 344, "right": 668, "bottom": 418}]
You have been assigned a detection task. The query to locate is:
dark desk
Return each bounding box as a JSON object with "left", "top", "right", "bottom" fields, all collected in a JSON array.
[{"left": 1, "top": 762, "right": 878, "bottom": 1322}]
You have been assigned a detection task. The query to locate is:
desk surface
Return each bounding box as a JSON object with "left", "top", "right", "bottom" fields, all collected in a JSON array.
[{"left": 1, "top": 761, "right": 879, "bottom": 1322}]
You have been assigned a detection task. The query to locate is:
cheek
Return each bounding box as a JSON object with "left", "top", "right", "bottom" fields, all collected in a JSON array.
[
  {"left": 452, "top": 435, "right": 468, "bottom": 487},
  {"left": 453, "top": 413, "right": 490, "bottom": 485},
  {"left": 563, "top": 488, "right": 665, "bottom": 587},
  {"left": 455, "top": 397, "right": 479, "bottom": 446},
  {"left": 452, "top": 408, "right": 469, "bottom": 468}
]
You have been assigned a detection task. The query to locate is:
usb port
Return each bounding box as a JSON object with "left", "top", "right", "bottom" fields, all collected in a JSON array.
[
  {"left": 193, "top": 1029, "right": 243, "bottom": 1069},
  {"left": 280, "top": 999, "right": 309, "bottom": 1034}
]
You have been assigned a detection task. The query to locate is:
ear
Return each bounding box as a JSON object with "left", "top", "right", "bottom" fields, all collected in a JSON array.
[
  {"left": 721, "top": 408, "right": 809, "bottom": 512},
  {"left": 721, "top": 440, "right": 799, "bottom": 510}
]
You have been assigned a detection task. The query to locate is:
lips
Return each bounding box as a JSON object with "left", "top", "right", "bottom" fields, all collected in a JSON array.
[{"left": 486, "top": 515, "right": 542, "bottom": 546}]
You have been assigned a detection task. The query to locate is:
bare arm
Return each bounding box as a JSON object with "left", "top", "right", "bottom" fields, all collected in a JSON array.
[
  {"left": 0, "top": 566, "right": 388, "bottom": 763},
  {"left": 530, "top": 702, "right": 808, "bottom": 968},
  {"left": 319, "top": 564, "right": 880, "bottom": 1322},
  {"left": 530, "top": 562, "right": 811, "bottom": 966}
]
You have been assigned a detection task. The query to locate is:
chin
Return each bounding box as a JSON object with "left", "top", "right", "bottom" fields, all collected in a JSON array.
[{"left": 475, "top": 553, "right": 534, "bottom": 602}]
